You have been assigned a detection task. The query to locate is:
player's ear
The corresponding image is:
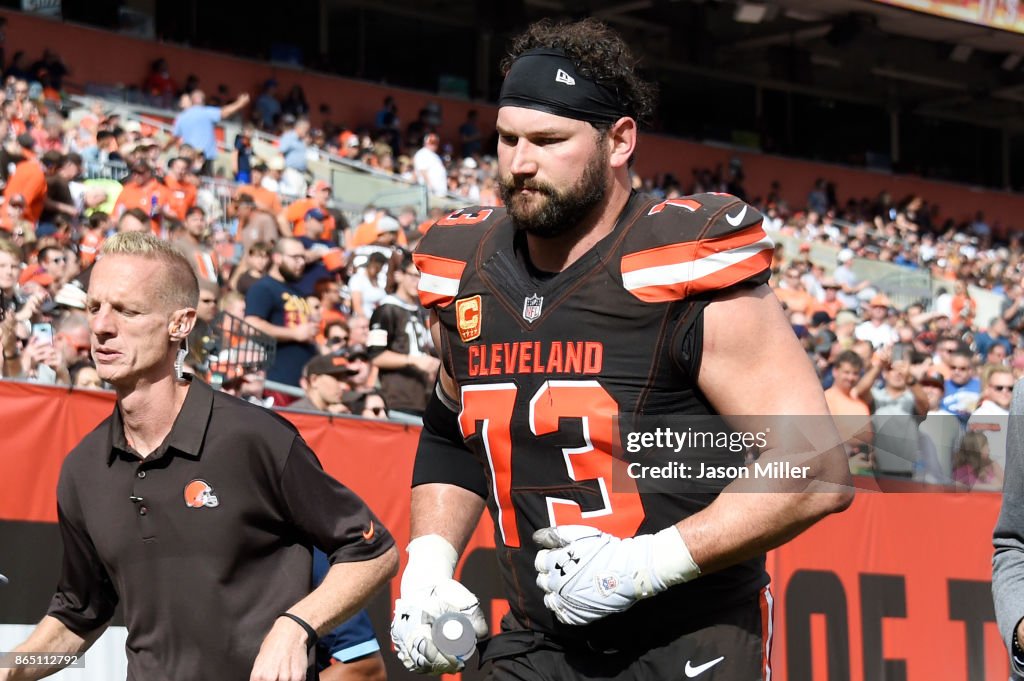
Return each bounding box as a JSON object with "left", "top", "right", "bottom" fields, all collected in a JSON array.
[{"left": 606, "top": 116, "right": 637, "bottom": 170}]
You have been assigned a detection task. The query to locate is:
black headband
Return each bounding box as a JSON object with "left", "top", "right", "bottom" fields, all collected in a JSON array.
[{"left": 498, "top": 48, "right": 630, "bottom": 124}]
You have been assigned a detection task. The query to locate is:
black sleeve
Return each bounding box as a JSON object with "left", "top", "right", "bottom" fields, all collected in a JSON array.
[
  {"left": 412, "top": 384, "right": 489, "bottom": 499},
  {"left": 47, "top": 469, "right": 118, "bottom": 635},
  {"left": 279, "top": 435, "right": 395, "bottom": 564},
  {"left": 366, "top": 303, "right": 402, "bottom": 360}
]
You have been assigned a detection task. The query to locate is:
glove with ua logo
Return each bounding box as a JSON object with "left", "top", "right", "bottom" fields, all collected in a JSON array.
[
  {"left": 390, "top": 535, "right": 488, "bottom": 674},
  {"left": 533, "top": 525, "right": 701, "bottom": 626}
]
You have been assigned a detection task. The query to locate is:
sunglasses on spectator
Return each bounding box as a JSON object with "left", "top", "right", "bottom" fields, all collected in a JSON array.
[
  {"left": 991, "top": 384, "right": 1014, "bottom": 392},
  {"left": 328, "top": 335, "right": 348, "bottom": 345},
  {"left": 199, "top": 297, "right": 217, "bottom": 304}
]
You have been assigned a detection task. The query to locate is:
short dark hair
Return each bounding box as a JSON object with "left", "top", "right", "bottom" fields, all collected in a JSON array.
[
  {"left": 501, "top": 18, "right": 657, "bottom": 127},
  {"left": 835, "top": 350, "right": 864, "bottom": 372},
  {"left": 185, "top": 206, "right": 205, "bottom": 219}
]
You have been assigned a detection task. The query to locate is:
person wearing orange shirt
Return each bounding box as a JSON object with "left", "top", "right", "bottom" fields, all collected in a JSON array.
[
  {"left": 824, "top": 349, "right": 874, "bottom": 473},
  {"left": 283, "top": 180, "right": 339, "bottom": 241},
  {"left": 3, "top": 134, "right": 47, "bottom": 225},
  {"left": 350, "top": 209, "right": 409, "bottom": 249},
  {"left": 163, "top": 157, "right": 198, "bottom": 221},
  {"left": 112, "top": 160, "right": 173, "bottom": 236},
  {"left": 234, "top": 163, "right": 289, "bottom": 238},
  {"left": 809, "top": 277, "right": 846, "bottom": 320}
]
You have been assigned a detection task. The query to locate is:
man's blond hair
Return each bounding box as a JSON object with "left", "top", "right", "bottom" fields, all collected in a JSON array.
[{"left": 100, "top": 232, "right": 199, "bottom": 310}]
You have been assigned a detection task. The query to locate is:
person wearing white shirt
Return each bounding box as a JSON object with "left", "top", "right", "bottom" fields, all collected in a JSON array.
[
  {"left": 412, "top": 132, "right": 449, "bottom": 197},
  {"left": 854, "top": 294, "right": 896, "bottom": 349}
]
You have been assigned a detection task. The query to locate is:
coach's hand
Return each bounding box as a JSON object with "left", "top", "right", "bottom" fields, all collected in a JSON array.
[
  {"left": 249, "top": 616, "right": 310, "bottom": 681},
  {"left": 391, "top": 578, "right": 488, "bottom": 674},
  {"left": 533, "top": 525, "right": 701, "bottom": 626}
]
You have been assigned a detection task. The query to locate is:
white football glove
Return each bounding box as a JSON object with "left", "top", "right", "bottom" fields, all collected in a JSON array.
[
  {"left": 390, "top": 535, "right": 488, "bottom": 674},
  {"left": 391, "top": 578, "right": 489, "bottom": 674},
  {"left": 533, "top": 525, "right": 700, "bottom": 626}
]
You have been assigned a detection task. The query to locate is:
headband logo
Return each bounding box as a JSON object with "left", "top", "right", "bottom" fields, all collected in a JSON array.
[{"left": 555, "top": 69, "right": 576, "bottom": 86}]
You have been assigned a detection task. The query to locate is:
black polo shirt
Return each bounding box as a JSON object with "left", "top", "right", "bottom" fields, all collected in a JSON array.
[{"left": 47, "top": 378, "right": 393, "bottom": 681}]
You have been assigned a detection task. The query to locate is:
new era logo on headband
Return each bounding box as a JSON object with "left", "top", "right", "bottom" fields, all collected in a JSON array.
[{"left": 555, "top": 69, "right": 576, "bottom": 86}]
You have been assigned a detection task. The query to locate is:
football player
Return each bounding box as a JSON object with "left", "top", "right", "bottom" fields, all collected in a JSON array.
[{"left": 390, "top": 18, "right": 853, "bottom": 680}]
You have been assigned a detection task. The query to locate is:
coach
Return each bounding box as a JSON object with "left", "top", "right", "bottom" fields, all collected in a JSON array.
[{"left": 0, "top": 232, "right": 397, "bottom": 681}]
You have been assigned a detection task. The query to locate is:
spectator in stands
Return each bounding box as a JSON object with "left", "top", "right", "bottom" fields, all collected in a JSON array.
[
  {"left": 855, "top": 294, "right": 897, "bottom": 349},
  {"left": 236, "top": 162, "right": 285, "bottom": 227},
  {"left": 70, "top": 361, "right": 103, "bottom": 389},
  {"left": 367, "top": 251, "right": 438, "bottom": 420},
  {"left": 163, "top": 157, "right": 197, "bottom": 221},
  {"left": 824, "top": 349, "right": 873, "bottom": 473},
  {"left": 39, "top": 152, "right": 82, "bottom": 232},
  {"left": 459, "top": 109, "right": 482, "bottom": 158},
  {"left": 953, "top": 431, "right": 1002, "bottom": 490},
  {"left": 810, "top": 277, "right": 844, "bottom": 320},
  {"left": 413, "top": 132, "right": 448, "bottom": 197},
  {"left": 232, "top": 194, "right": 278, "bottom": 252},
  {"left": 774, "top": 266, "right": 816, "bottom": 315},
  {"left": 285, "top": 180, "right": 337, "bottom": 241},
  {"left": 279, "top": 117, "right": 311, "bottom": 174},
  {"left": 943, "top": 348, "right": 981, "bottom": 424},
  {"left": 917, "top": 371, "right": 958, "bottom": 481},
  {"left": 321, "top": 319, "right": 349, "bottom": 356},
  {"left": 112, "top": 159, "right": 170, "bottom": 233},
  {"left": 282, "top": 85, "right": 310, "bottom": 120},
  {"left": 349, "top": 251, "right": 388, "bottom": 319},
  {"left": 172, "top": 89, "right": 250, "bottom": 174},
  {"left": 862, "top": 351, "right": 928, "bottom": 477},
  {"left": 254, "top": 79, "right": 281, "bottom": 130},
  {"left": 143, "top": 58, "right": 178, "bottom": 103},
  {"left": 233, "top": 122, "right": 254, "bottom": 183},
  {"left": 244, "top": 237, "right": 318, "bottom": 388},
  {"left": 174, "top": 206, "right": 220, "bottom": 286},
  {"left": 229, "top": 240, "right": 272, "bottom": 295},
  {"left": 968, "top": 363, "right": 1015, "bottom": 470},
  {"left": 289, "top": 354, "right": 357, "bottom": 414},
  {"left": 1001, "top": 283, "right": 1024, "bottom": 333},
  {"left": 976, "top": 316, "right": 1014, "bottom": 361},
  {"left": 833, "top": 248, "right": 866, "bottom": 309},
  {"left": 950, "top": 280, "right": 976, "bottom": 328},
  {"left": 4, "top": 133, "right": 47, "bottom": 226},
  {"left": 117, "top": 207, "right": 151, "bottom": 234},
  {"left": 343, "top": 389, "right": 389, "bottom": 421},
  {"left": 184, "top": 280, "right": 220, "bottom": 370}
]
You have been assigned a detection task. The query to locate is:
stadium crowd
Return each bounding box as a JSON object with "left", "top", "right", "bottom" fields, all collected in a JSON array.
[{"left": 0, "top": 47, "right": 1018, "bottom": 488}]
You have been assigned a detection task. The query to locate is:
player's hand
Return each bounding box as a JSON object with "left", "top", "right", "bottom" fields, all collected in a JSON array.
[
  {"left": 249, "top": 616, "right": 310, "bottom": 681},
  {"left": 534, "top": 525, "right": 699, "bottom": 626},
  {"left": 390, "top": 579, "right": 487, "bottom": 675}
]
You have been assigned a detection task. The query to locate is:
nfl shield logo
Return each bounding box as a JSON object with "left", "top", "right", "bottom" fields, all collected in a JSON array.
[{"left": 522, "top": 294, "right": 544, "bottom": 323}]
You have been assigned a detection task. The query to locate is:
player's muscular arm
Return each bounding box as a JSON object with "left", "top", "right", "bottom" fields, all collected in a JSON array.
[
  {"left": 411, "top": 314, "right": 485, "bottom": 551},
  {"left": 1, "top": 616, "right": 105, "bottom": 681},
  {"left": 679, "top": 284, "right": 853, "bottom": 575}
]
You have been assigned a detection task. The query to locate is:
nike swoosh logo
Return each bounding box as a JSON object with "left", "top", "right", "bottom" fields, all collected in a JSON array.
[
  {"left": 725, "top": 206, "right": 747, "bottom": 227},
  {"left": 362, "top": 521, "right": 375, "bottom": 541},
  {"left": 684, "top": 656, "right": 725, "bottom": 678}
]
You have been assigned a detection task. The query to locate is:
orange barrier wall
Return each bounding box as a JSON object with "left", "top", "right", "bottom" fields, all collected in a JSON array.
[
  {"left": 0, "top": 381, "right": 1009, "bottom": 679},
  {"left": 4, "top": 10, "right": 1023, "bottom": 235}
]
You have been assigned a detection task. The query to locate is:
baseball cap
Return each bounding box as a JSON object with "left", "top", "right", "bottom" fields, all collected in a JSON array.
[
  {"left": 267, "top": 155, "right": 286, "bottom": 171},
  {"left": 377, "top": 216, "right": 400, "bottom": 233},
  {"left": 303, "top": 354, "right": 358, "bottom": 378},
  {"left": 304, "top": 208, "right": 328, "bottom": 221},
  {"left": 869, "top": 294, "right": 892, "bottom": 308},
  {"left": 16, "top": 133, "right": 34, "bottom": 150},
  {"left": 310, "top": 180, "right": 332, "bottom": 194},
  {"left": 837, "top": 248, "right": 855, "bottom": 263},
  {"left": 920, "top": 372, "right": 945, "bottom": 389},
  {"left": 820, "top": 277, "right": 841, "bottom": 289}
]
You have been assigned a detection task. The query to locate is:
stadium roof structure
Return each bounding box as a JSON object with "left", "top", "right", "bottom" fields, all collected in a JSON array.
[{"left": 341, "top": 0, "right": 1024, "bottom": 131}]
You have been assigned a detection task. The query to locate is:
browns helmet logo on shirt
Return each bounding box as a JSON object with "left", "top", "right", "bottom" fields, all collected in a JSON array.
[{"left": 183, "top": 479, "right": 220, "bottom": 508}]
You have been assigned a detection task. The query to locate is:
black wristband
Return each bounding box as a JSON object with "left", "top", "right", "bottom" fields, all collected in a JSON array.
[{"left": 278, "top": 612, "right": 317, "bottom": 651}]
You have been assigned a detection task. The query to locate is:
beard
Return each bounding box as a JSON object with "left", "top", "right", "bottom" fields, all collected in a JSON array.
[
  {"left": 279, "top": 264, "right": 303, "bottom": 283},
  {"left": 498, "top": 145, "right": 608, "bottom": 239}
]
